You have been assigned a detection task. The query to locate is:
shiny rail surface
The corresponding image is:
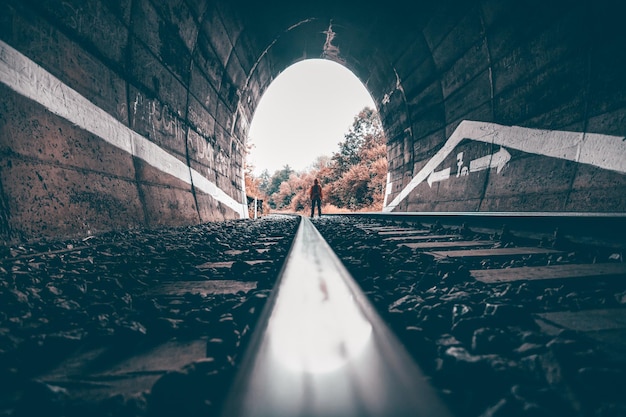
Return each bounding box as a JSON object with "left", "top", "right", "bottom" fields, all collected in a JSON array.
[{"left": 221, "top": 216, "right": 453, "bottom": 417}]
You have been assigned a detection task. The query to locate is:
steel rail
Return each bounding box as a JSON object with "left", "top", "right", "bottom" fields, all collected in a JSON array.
[
  {"left": 331, "top": 211, "right": 626, "bottom": 248},
  {"left": 220, "top": 216, "right": 453, "bottom": 417}
]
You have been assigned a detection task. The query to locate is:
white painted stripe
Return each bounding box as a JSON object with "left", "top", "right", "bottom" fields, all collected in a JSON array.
[
  {"left": 384, "top": 120, "right": 626, "bottom": 212},
  {"left": 0, "top": 40, "right": 247, "bottom": 217}
]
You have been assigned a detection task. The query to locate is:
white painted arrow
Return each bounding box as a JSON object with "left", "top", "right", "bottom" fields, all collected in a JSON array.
[
  {"left": 427, "top": 167, "right": 451, "bottom": 187},
  {"left": 469, "top": 147, "right": 511, "bottom": 174},
  {"left": 384, "top": 120, "right": 626, "bottom": 212}
]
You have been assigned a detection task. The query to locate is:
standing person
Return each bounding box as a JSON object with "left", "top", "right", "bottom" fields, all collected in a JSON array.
[{"left": 309, "top": 178, "right": 323, "bottom": 217}]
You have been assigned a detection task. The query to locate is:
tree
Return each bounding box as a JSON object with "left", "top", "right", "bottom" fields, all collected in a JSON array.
[
  {"left": 244, "top": 142, "right": 262, "bottom": 198},
  {"left": 245, "top": 107, "right": 388, "bottom": 213},
  {"left": 264, "top": 165, "right": 294, "bottom": 209},
  {"left": 331, "top": 107, "right": 382, "bottom": 176},
  {"left": 327, "top": 107, "right": 387, "bottom": 210}
]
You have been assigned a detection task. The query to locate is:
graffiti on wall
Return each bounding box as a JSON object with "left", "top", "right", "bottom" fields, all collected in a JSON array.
[
  {"left": 426, "top": 147, "right": 511, "bottom": 187},
  {"left": 0, "top": 40, "right": 247, "bottom": 217},
  {"left": 384, "top": 120, "right": 626, "bottom": 211}
]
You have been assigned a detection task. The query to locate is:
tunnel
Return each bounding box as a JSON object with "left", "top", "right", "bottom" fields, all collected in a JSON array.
[{"left": 1, "top": 0, "right": 625, "bottom": 244}]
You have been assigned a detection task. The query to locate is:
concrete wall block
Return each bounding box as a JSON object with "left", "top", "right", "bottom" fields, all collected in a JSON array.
[
  {"left": 189, "top": 65, "right": 219, "bottom": 117},
  {"left": 224, "top": 41, "right": 248, "bottom": 90},
  {"left": 35, "top": 0, "right": 129, "bottom": 64},
  {"left": 570, "top": 163, "right": 626, "bottom": 201},
  {"left": 493, "top": 58, "right": 586, "bottom": 126},
  {"left": 479, "top": 192, "right": 570, "bottom": 212},
  {"left": 216, "top": 173, "right": 235, "bottom": 200},
  {"left": 133, "top": 157, "right": 191, "bottom": 190},
  {"left": 138, "top": 183, "right": 199, "bottom": 228},
  {"left": 444, "top": 70, "right": 491, "bottom": 123},
  {"left": 215, "top": 101, "right": 233, "bottom": 134},
  {"left": 586, "top": 108, "right": 626, "bottom": 138},
  {"left": 131, "top": 0, "right": 163, "bottom": 57},
  {"left": 128, "top": 88, "right": 188, "bottom": 158},
  {"left": 408, "top": 104, "right": 446, "bottom": 140},
  {"left": 429, "top": 6, "right": 484, "bottom": 72},
  {"left": 1, "top": 159, "right": 144, "bottom": 239},
  {"left": 483, "top": 0, "right": 579, "bottom": 62},
  {"left": 0, "top": 87, "right": 136, "bottom": 179},
  {"left": 588, "top": 48, "right": 626, "bottom": 118},
  {"left": 565, "top": 187, "right": 626, "bottom": 213},
  {"left": 406, "top": 80, "right": 443, "bottom": 119},
  {"left": 413, "top": 129, "right": 446, "bottom": 161},
  {"left": 525, "top": 99, "right": 586, "bottom": 132},
  {"left": 187, "top": 96, "right": 217, "bottom": 140},
  {"left": 193, "top": 33, "right": 224, "bottom": 91},
  {"left": 381, "top": 112, "right": 409, "bottom": 146},
  {"left": 128, "top": 41, "right": 188, "bottom": 118},
  {"left": 150, "top": 0, "right": 198, "bottom": 52},
  {"left": 423, "top": 1, "right": 474, "bottom": 53},
  {"left": 445, "top": 103, "right": 493, "bottom": 135},
  {"left": 214, "top": 125, "right": 232, "bottom": 157},
  {"left": 4, "top": 9, "right": 128, "bottom": 122},
  {"left": 201, "top": 7, "right": 234, "bottom": 69},
  {"left": 393, "top": 36, "right": 431, "bottom": 79},
  {"left": 479, "top": 0, "right": 516, "bottom": 29},
  {"left": 482, "top": 153, "right": 578, "bottom": 206},
  {"left": 215, "top": 1, "right": 244, "bottom": 52},
  {"left": 400, "top": 58, "right": 438, "bottom": 105},
  {"left": 492, "top": 30, "right": 581, "bottom": 98},
  {"left": 214, "top": 147, "right": 231, "bottom": 178},
  {"left": 133, "top": 0, "right": 198, "bottom": 83},
  {"left": 187, "top": 138, "right": 216, "bottom": 181},
  {"left": 441, "top": 38, "right": 490, "bottom": 99},
  {"left": 434, "top": 198, "right": 482, "bottom": 212},
  {"left": 195, "top": 193, "right": 236, "bottom": 222},
  {"left": 219, "top": 74, "right": 239, "bottom": 114}
]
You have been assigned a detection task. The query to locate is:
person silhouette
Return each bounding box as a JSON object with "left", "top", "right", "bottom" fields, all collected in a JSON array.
[{"left": 309, "top": 179, "right": 323, "bottom": 217}]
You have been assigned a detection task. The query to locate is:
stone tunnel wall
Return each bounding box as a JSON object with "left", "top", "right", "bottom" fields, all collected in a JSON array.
[
  {"left": 0, "top": 0, "right": 625, "bottom": 244},
  {"left": 0, "top": 0, "right": 253, "bottom": 244},
  {"left": 378, "top": 0, "right": 626, "bottom": 213}
]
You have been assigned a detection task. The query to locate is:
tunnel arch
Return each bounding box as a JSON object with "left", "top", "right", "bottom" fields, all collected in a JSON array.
[
  {"left": 246, "top": 58, "right": 377, "bottom": 176},
  {"left": 0, "top": 0, "right": 624, "bottom": 243}
]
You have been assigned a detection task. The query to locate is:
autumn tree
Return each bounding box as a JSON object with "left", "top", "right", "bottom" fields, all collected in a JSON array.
[
  {"left": 261, "top": 165, "right": 294, "bottom": 209},
  {"left": 244, "top": 142, "right": 263, "bottom": 199},
  {"left": 326, "top": 107, "right": 387, "bottom": 210},
  {"left": 246, "top": 107, "right": 387, "bottom": 214}
]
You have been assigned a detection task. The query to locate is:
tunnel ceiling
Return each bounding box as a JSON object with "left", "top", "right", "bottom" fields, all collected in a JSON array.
[{"left": 0, "top": 0, "right": 625, "bottom": 243}]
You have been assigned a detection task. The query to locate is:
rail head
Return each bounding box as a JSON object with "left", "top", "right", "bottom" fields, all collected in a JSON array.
[{"left": 220, "top": 216, "right": 453, "bottom": 417}]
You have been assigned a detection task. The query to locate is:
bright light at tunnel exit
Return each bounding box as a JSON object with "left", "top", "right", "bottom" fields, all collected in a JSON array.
[{"left": 247, "top": 59, "right": 376, "bottom": 176}]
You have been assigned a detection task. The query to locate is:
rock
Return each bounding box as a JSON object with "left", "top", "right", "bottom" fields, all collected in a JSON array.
[
  {"left": 451, "top": 303, "right": 474, "bottom": 326},
  {"left": 451, "top": 316, "right": 494, "bottom": 343},
  {"left": 148, "top": 369, "right": 210, "bottom": 417},
  {"left": 513, "top": 342, "right": 546, "bottom": 357},
  {"left": 472, "top": 327, "right": 514, "bottom": 354},
  {"left": 230, "top": 260, "right": 252, "bottom": 277},
  {"left": 98, "top": 392, "right": 149, "bottom": 417},
  {"left": 483, "top": 303, "right": 537, "bottom": 329},
  {"left": 478, "top": 398, "right": 515, "bottom": 417},
  {"left": 576, "top": 367, "right": 626, "bottom": 401},
  {"left": 388, "top": 294, "right": 422, "bottom": 313},
  {"left": 14, "top": 380, "right": 69, "bottom": 417}
]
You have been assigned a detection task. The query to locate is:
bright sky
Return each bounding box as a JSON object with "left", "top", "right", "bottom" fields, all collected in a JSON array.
[{"left": 247, "top": 59, "right": 376, "bottom": 176}]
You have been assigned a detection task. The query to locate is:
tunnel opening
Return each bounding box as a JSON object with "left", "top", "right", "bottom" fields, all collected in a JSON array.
[{"left": 243, "top": 58, "right": 388, "bottom": 216}]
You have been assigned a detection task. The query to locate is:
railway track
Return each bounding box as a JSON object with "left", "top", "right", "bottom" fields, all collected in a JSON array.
[
  {"left": 314, "top": 212, "right": 626, "bottom": 417},
  {"left": 0, "top": 212, "right": 625, "bottom": 417}
]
